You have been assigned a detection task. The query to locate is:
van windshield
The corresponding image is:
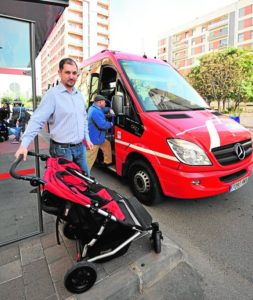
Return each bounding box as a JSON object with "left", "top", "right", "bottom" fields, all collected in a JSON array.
[{"left": 119, "top": 60, "right": 209, "bottom": 112}]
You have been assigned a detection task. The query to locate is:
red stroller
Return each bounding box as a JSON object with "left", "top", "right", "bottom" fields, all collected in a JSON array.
[{"left": 10, "top": 152, "right": 163, "bottom": 294}]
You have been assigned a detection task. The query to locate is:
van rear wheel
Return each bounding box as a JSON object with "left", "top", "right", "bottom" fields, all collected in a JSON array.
[{"left": 128, "top": 160, "right": 162, "bottom": 206}]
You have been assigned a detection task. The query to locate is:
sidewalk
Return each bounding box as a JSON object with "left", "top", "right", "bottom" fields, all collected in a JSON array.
[
  {"left": 0, "top": 133, "right": 203, "bottom": 300},
  {"left": 1, "top": 216, "right": 201, "bottom": 300}
]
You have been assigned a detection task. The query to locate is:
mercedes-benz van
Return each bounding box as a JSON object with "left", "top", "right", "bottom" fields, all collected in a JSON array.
[{"left": 77, "top": 50, "right": 253, "bottom": 205}]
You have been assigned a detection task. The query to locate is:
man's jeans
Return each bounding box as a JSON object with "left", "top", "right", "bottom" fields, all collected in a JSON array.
[
  {"left": 8, "top": 127, "right": 21, "bottom": 141},
  {"left": 49, "top": 142, "right": 90, "bottom": 176}
]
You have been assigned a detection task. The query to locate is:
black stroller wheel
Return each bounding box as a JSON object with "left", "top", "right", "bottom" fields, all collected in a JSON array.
[
  {"left": 153, "top": 231, "right": 162, "bottom": 254},
  {"left": 63, "top": 222, "right": 78, "bottom": 240},
  {"left": 64, "top": 262, "right": 97, "bottom": 294}
]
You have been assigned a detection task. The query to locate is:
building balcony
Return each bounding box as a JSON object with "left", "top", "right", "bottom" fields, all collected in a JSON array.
[
  {"left": 68, "top": 13, "right": 83, "bottom": 23},
  {"left": 97, "top": 17, "right": 109, "bottom": 26},
  {"left": 97, "top": 27, "right": 108, "bottom": 35},
  {"left": 97, "top": 7, "right": 109, "bottom": 16},
  {"left": 172, "top": 42, "right": 188, "bottom": 51},
  {"left": 98, "top": 0, "right": 109, "bottom": 5},
  {"left": 68, "top": 48, "right": 83, "bottom": 56},
  {"left": 208, "top": 31, "right": 228, "bottom": 41},
  {"left": 173, "top": 54, "right": 188, "bottom": 61},
  {"left": 68, "top": 38, "right": 83, "bottom": 47},
  {"left": 97, "top": 36, "right": 109, "bottom": 45},
  {"left": 69, "top": 3, "right": 82, "bottom": 12},
  {"left": 68, "top": 25, "right": 83, "bottom": 35},
  {"left": 208, "top": 19, "right": 228, "bottom": 30}
]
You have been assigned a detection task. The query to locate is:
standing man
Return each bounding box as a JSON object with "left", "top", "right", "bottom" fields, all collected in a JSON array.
[
  {"left": 15, "top": 58, "right": 93, "bottom": 175},
  {"left": 87, "top": 94, "right": 113, "bottom": 171}
]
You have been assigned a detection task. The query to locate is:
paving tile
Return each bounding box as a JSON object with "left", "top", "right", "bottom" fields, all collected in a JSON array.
[
  {"left": 54, "top": 279, "right": 74, "bottom": 300},
  {"left": 41, "top": 232, "right": 58, "bottom": 249},
  {"left": 48, "top": 256, "right": 73, "bottom": 283},
  {"left": 0, "top": 277, "right": 25, "bottom": 300},
  {"left": 22, "top": 258, "right": 50, "bottom": 285},
  {"left": 0, "top": 244, "right": 20, "bottom": 266},
  {"left": 20, "top": 240, "right": 44, "bottom": 266},
  {"left": 24, "top": 275, "right": 56, "bottom": 300},
  {"left": 44, "top": 244, "right": 69, "bottom": 264},
  {"left": 0, "top": 260, "right": 22, "bottom": 284}
]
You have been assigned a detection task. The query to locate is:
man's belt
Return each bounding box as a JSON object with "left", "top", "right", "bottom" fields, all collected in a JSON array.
[{"left": 50, "top": 139, "right": 82, "bottom": 148}]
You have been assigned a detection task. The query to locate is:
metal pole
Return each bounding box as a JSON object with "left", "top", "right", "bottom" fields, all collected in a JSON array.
[{"left": 30, "top": 21, "right": 44, "bottom": 233}]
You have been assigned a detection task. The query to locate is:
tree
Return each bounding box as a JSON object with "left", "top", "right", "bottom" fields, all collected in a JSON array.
[
  {"left": 187, "top": 48, "right": 253, "bottom": 112},
  {"left": 1, "top": 96, "right": 13, "bottom": 104}
]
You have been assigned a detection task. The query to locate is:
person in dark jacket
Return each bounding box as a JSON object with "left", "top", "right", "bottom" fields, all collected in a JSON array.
[{"left": 87, "top": 94, "right": 114, "bottom": 171}]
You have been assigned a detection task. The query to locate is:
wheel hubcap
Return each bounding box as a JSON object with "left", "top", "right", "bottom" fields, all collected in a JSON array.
[{"left": 134, "top": 170, "right": 150, "bottom": 193}]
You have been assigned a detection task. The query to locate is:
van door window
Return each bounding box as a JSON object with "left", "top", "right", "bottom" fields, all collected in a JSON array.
[
  {"left": 89, "top": 73, "right": 99, "bottom": 103},
  {"left": 99, "top": 66, "right": 117, "bottom": 101},
  {"left": 115, "top": 81, "right": 144, "bottom": 137}
]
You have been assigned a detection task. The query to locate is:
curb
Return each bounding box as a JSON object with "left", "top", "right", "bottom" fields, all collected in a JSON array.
[{"left": 77, "top": 236, "right": 184, "bottom": 300}]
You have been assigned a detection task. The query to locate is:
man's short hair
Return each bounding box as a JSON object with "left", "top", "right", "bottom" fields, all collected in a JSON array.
[{"left": 59, "top": 58, "right": 78, "bottom": 70}]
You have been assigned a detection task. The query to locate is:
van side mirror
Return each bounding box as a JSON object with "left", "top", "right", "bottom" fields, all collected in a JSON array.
[{"left": 112, "top": 95, "right": 124, "bottom": 115}]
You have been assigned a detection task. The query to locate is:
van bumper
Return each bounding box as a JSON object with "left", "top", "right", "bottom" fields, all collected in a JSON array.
[{"left": 157, "top": 161, "right": 253, "bottom": 199}]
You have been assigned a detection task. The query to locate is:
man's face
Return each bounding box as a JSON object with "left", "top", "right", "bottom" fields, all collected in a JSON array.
[
  {"left": 98, "top": 100, "right": 106, "bottom": 108},
  {"left": 58, "top": 63, "right": 78, "bottom": 88}
]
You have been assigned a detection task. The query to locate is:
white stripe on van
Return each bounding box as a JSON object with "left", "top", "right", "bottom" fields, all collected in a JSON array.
[
  {"left": 206, "top": 120, "right": 220, "bottom": 150},
  {"left": 176, "top": 125, "right": 206, "bottom": 136},
  {"left": 115, "top": 139, "right": 179, "bottom": 162}
]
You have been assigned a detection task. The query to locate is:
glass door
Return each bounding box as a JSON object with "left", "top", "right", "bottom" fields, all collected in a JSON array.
[{"left": 0, "top": 15, "right": 42, "bottom": 246}]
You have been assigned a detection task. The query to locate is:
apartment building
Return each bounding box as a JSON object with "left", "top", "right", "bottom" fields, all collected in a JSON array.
[
  {"left": 158, "top": 0, "right": 253, "bottom": 75},
  {"left": 40, "top": 0, "right": 110, "bottom": 93}
]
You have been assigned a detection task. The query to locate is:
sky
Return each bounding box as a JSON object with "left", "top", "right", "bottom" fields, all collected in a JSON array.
[{"left": 110, "top": 0, "right": 237, "bottom": 57}]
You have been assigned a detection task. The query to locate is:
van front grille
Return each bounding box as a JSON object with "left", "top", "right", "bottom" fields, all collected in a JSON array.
[{"left": 212, "top": 139, "right": 252, "bottom": 166}]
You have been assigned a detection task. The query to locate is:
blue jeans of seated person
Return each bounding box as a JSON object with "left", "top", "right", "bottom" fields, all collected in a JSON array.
[
  {"left": 8, "top": 127, "right": 21, "bottom": 141},
  {"left": 49, "top": 142, "right": 90, "bottom": 176}
]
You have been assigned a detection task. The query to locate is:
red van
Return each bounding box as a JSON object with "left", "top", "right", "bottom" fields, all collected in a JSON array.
[{"left": 77, "top": 50, "right": 253, "bottom": 205}]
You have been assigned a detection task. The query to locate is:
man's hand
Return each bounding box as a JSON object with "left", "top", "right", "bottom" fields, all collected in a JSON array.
[
  {"left": 86, "top": 140, "right": 94, "bottom": 151},
  {"left": 109, "top": 108, "right": 115, "bottom": 116},
  {"left": 15, "top": 146, "right": 28, "bottom": 160}
]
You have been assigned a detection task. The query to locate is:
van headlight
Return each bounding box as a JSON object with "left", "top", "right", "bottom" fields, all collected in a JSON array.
[{"left": 167, "top": 139, "right": 212, "bottom": 165}]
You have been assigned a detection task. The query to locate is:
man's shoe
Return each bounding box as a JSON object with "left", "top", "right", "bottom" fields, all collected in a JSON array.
[{"left": 11, "top": 139, "right": 19, "bottom": 144}]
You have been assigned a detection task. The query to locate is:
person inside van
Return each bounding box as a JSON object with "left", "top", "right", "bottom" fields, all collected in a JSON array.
[{"left": 87, "top": 94, "right": 114, "bottom": 171}]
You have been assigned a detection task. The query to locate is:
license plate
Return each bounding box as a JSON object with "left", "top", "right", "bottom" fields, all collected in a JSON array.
[{"left": 230, "top": 177, "right": 248, "bottom": 192}]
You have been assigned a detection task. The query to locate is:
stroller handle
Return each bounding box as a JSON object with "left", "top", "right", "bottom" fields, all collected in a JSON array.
[{"left": 9, "top": 152, "right": 47, "bottom": 185}]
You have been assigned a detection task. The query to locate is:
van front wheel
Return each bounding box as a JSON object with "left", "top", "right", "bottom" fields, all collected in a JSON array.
[{"left": 128, "top": 160, "right": 162, "bottom": 206}]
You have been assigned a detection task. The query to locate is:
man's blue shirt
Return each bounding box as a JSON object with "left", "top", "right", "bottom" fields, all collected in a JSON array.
[{"left": 21, "top": 83, "right": 90, "bottom": 148}]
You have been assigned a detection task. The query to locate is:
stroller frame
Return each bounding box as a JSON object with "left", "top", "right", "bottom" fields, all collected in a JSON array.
[{"left": 10, "top": 151, "right": 163, "bottom": 294}]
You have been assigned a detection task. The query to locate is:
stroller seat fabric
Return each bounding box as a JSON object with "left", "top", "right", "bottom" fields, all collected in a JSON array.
[{"left": 42, "top": 157, "right": 125, "bottom": 220}]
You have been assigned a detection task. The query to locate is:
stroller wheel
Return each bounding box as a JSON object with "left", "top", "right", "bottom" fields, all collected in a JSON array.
[
  {"left": 63, "top": 222, "right": 78, "bottom": 240},
  {"left": 64, "top": 262, "right": 97, "bottom": 294},
  {"left": 152, "top": 230, "right": 162, "bottom": 254}
]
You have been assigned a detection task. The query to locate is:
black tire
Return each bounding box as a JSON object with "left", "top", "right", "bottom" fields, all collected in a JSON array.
[
  {"left": 63, "top": 222, "right": 78, "bottom": 240},
  {"left": 153, "top": 231, "right": 162, "bottom": 254},
  {"left": 128, "top": 160, "right": 162, "bottom": 206},
  {"left": 64, "top": 262, "right": 97, "bottom": 294}
]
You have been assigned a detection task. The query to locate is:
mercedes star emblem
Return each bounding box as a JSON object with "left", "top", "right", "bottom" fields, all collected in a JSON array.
[{"left": 234, "top": 143, "right": 245, "bottom": 160}]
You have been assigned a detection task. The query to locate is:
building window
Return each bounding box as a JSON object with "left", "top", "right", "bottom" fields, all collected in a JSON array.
[
  {"left": 239, "top": 17, "right": 253, "bottom": 30},
  {"left": 219, "top": 39, "right": 227, "bottom": 48},
  {"left": 239, "top": 5, "right": 253, "bottom": 18},
  {"left": 191, "top": 45, "right": 204, "bottom": 55},
  {"left": 238, "top": 33, "right": 244, "bottom": 42}
]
